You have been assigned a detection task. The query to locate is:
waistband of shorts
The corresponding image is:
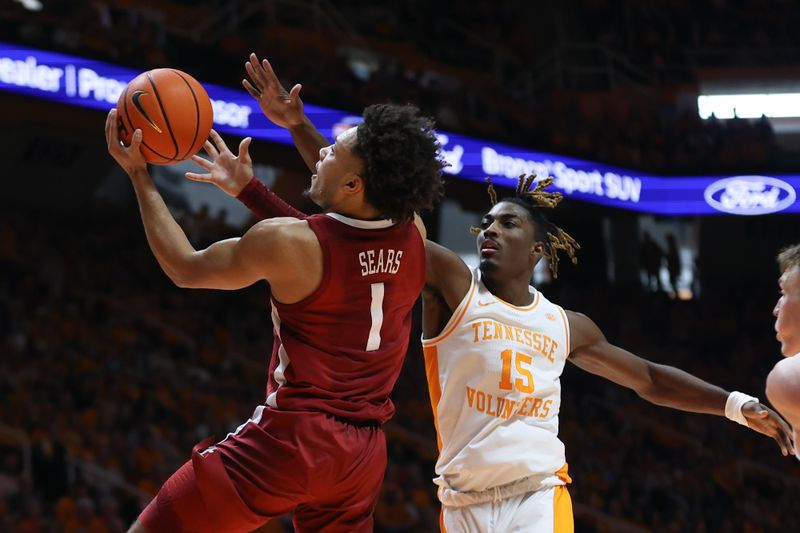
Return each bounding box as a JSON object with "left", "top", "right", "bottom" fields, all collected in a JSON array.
[
  {"left": 437, "top": 472, "right": 566, "bottom": 507},
  {"left": 330, "top": 414, "right": 382, "bottom": 428},
  {"left": 258, "top": 404, "right": 383, "bottom": 429}
]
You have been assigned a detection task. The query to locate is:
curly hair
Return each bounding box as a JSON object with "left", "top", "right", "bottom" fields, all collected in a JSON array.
[
  {"left": 352, "top": 104, "right": 446, "bottom": 222},
  {"left": 471, "top": 175, "right": 580, "bottom": 278}
]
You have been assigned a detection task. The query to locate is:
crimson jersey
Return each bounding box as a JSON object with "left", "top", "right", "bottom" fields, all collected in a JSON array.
[{"left": 265, "top": 212, "right": 425, "bottom": 424}]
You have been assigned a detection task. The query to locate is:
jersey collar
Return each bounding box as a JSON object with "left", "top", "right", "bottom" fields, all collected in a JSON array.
[{"left": 325, "top": 212, "right": 395, "bottom": 229}]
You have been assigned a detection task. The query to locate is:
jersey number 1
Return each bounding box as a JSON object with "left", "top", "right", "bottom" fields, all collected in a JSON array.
[{"left": 366, "top": 282, "right": 385, "bottom": 351}]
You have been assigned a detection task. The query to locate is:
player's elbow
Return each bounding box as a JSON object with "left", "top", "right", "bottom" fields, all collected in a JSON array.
[
  {"left": 167, "top": 269, "right": 197, "bottom": 288},
  {"left": 633, "top": 363, "right": 663, "bottom": 404},
  {"left": 164, "top": 260, "right": 206, "bottom": 289},
  {"left": 171, "top": 275, "right": 196, "bottom": 289}
]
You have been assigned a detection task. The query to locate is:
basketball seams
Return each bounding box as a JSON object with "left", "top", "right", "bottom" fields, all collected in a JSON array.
[
  {"left": 146, "top": 71, "right": 180, "bottom": 161},
  {"left": 170, "top": 69, "right": 203, "bottom": 161},
  {"left": 122, "top": 78, "right": 172, "bottom": 164},
  {"left": 117, "top": 68, "right": 212, "bottom": 165}
]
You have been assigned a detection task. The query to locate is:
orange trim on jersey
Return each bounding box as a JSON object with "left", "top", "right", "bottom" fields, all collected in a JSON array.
[
  {"left": 439, "top": 506, "right": 446, "bottom": 533},
  {"left": 557, "top": 306, "right": 570, "bottom": 356},
  {"left": 422, "top": 345, "right": 444, "bottom": 452},
  {"left": 422, "top": 278, "right": 478, "bottom": 346},
  {"left": 494, "top": 289, "right": 541, "bottom": 312},
  {"left": 555, "top": 462, "right": 572, "bottom": 484},
  {"left": 553, "top": 485, "right": 574, "bottom": 533}
]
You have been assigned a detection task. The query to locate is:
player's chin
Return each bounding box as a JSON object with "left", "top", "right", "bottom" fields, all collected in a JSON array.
[
  {"left": 779, "top": 341, "right": 797, "bottom": 357},
  {"left": 479, "top": 258, "right": 499, "bottom": 272}
]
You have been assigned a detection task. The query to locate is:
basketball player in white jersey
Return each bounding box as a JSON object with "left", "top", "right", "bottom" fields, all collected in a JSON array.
[
  {"left": 766, "top": 244, "right": 800, "bottom": 456},
  {"left": 191, "top": 52, "right": 794, "bottom": 532}
]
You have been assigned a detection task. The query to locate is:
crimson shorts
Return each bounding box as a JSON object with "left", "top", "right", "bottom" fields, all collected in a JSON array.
[{"left": 139, "top": 406, "right": 387, "bottom": 533}]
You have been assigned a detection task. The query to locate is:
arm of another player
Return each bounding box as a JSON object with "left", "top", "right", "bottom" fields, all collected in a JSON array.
[
  {"left": 243, "top": 52, "right": 328, "bottom": 172},
  {"left": 106, "top": 110, "right": 289, "bottom": 290},
  {"left": 567, "top": 310, "right": 794, "bottom": 456},
  {"left": 421, "top": 240, "right": 473, "bottom": 338}
]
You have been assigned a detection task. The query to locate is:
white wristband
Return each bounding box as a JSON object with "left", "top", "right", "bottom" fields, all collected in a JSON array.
[{"left": 725, "top": 391, "right": 759, "bottom": 427}]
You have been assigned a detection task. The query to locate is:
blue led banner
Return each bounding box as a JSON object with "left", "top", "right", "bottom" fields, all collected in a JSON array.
[{"left": 2, "top": 42, "right": 798, "bottom": 216}]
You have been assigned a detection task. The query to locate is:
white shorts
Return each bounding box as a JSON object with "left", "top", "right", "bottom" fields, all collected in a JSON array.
[{"left": 442, "top": 485, "right": 573, "bottom": 533}]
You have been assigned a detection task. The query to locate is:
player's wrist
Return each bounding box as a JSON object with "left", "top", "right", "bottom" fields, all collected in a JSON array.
[
  {"left": 235, "top": 176, "right": 263, "bottom": 199},
  {"left": 725, "top": 391, "right": 759, "bottom": 426},
  {"left": 287, "top": 114, "right": 311, "bottom": 132}
]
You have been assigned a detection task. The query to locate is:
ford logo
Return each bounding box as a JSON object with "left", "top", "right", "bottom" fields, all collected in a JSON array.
[{"left": 704, "top": 176, "right": 796, "bottom": 215}]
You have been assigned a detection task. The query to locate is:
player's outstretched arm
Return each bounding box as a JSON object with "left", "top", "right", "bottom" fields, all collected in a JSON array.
[
  {"left": 243, "top": 52, "right": 328, "bottom": 171},
  {"left": 421, "top": 240, "right": 473, "bottom": 338},
  {"left": 566, "top": 310, "right": 794, "bottom": 456},
  {"left": 161, "top": 219, "right": 306, "bottom": 290},
  {"left": 106, "top": 109, "right": 297, "bottom": 290}
]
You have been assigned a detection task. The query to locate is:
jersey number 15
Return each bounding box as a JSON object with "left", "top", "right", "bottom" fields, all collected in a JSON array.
[{"left": 499, "top": 349, "right": 535, "bottom": 393}]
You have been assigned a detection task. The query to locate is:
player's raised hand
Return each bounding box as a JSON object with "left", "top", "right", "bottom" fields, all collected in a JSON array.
[
  {"left": 186, "top": 129, "right": 254, "bottom": 197},
  {"left": 742, "top": 401, "right": 795, "bottom": 456},
  {"left": 105, "top": 109, "right": 147, "bottom": 177},
  {"left": 243, "top": 52, "right": 304, "bottom": 129}
]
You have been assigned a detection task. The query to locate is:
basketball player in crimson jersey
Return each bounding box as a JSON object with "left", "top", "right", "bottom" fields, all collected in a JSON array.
[
  {"left": 105, "top": 102, "right": 444, "bottom": 532},
  {"left": 205, "top": 53, "right": 794, "bottom": 531}
]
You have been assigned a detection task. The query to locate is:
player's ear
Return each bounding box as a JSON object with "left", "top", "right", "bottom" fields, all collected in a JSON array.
[
  {"left": 531, "top": 241, "right": 545, "bottom": 256},
  {"left": 343, "top": 172, "right": 365, "bottom": 196}
]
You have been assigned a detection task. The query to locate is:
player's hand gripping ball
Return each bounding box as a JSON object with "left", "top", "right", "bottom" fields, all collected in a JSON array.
[{"left": 116, "top": 69, "right": 213, "bottom": 165}]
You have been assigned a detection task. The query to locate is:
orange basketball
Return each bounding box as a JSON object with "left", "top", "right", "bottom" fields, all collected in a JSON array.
[{"left": 116, "top": 68, "right": 213, "bottom": 165}]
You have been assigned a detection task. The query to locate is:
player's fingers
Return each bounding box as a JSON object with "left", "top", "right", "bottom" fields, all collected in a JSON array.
[
  {"left": 261, "top": 58, "right": 280, "bottom": 85},
  {"left": 203, "top": 138, "right": 219, "bottom": 159},
  {"left": 766, "top": 420, "right": 792, "bottom": 456},
  {"left": 289, "top": 83, "right": 303, "bottom": 104},
  {"left": 238, "top": 137, "right": 252, "bottom": 159},
  {"left": 105, "top": 110, "right": 115, "bottom": 147},
  {"left": 243, "top": 79, "right": 261, "bottom": 100},
  {"left": 208, "top": 129, "right": 228, "bottom": 155},
  {"left": 190, "top": 154, "right": 213, "bottom": 170},
  {"left": 185, "top": 171, "right": 213, "bottom": 183},
  {"left": 130, "top": 129, "right": 143, "bottom": 149},
  {"left": 244, "top": 60, "right": 262, "bottom": 89},
  {"left": 777, "top": 421, "right": 794, "bottom": 452},
  {"left": 249, "top": 53, "right": 270, "bottom": 87},
  {"left": 776, "top": 432, "right": 790, "bottom": 456}
]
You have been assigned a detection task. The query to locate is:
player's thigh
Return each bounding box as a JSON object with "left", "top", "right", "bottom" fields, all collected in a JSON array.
[
  {"left": 137, "top": 456, "right": 276, "bottom": 533},
  {"left": 138, "top": 460, "right": 218, "bottom": 533},
  {"left": 293, "top": 421, "right": 387, "bottom": 533},
  {"left": 442, "top": 502, "right": 491, "bottom": 533},
  {"left": 497, "top": 486, "right": 574, "bottom": 533}
]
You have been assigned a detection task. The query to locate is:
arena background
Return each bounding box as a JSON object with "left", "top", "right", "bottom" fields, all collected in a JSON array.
[{"left": 1, "top": 1, "right": 799, "bottom": 531}]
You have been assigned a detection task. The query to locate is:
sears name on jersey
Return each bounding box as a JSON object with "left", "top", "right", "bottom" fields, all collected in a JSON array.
[{"left": 359, "top": 249, "right": 403, "bottom": 276}]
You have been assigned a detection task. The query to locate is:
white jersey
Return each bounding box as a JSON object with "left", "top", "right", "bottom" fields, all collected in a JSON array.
[{"left": 423, "top": 268, "right": 571, "bottom": 502}]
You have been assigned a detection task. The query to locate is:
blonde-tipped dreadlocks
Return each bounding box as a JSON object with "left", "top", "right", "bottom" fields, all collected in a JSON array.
[{"left": 470, "top": 174, "right": 580, "bottom": 278}]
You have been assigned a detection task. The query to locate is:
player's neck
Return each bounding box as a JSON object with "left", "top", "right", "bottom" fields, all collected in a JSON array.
[
  {"left": 327, "top": 200, "right": 385, "bottom": 222},
  {"left": 481, "top": 272, "right": 534, "bottom": 307}
]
